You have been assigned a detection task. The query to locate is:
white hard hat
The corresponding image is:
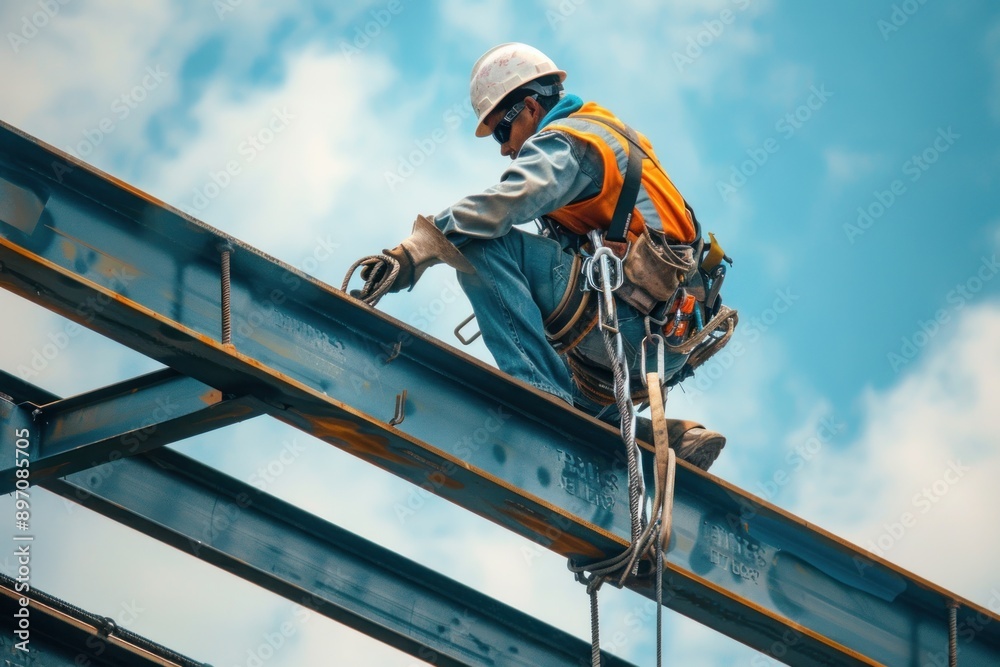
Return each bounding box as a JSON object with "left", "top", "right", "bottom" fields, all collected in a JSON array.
[{"left": 470, "top": 43, "right": 566, "bottom": 138}]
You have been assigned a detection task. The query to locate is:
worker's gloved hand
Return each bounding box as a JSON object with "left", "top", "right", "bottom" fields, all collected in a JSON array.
[
  {"left": 359, "top": 245, "right": 415, "bottom": 293},
  {"left": 363, "top": 215, "right": 475, "bottom": 294},
  {"left": 378, "top": 244, "right": 417, "bottom": 293}
]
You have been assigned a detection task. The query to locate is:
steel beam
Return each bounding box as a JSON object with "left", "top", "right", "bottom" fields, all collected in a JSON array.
[
  {"left": 2, "top": 121, "right": 999, "bottom": 665},
  {"left": 0, "top": 377, "right": 636, "bottom": 666},
  {"left": 34, "top": 446, "right": 636, "bottom": 667},
  {"left": 0, "top": 368, "right": 262, "bottom": 494}
]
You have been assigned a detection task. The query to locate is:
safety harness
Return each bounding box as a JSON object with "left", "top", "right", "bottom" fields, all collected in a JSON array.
[
  {"left": 540, "top": 115, "right": 738, "bottom": 666},
  {"left": 543, "top": 115, "right": 739, "bottom": 407}
]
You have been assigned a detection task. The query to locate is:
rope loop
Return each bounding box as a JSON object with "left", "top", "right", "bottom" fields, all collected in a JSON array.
[{"left": 341, "top": 255, "right": 400, "bottom": 307}]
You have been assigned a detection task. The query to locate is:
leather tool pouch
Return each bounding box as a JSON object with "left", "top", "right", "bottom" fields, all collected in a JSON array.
[{"left": 618, "top": 228, "right": 697, "bottom": 314}]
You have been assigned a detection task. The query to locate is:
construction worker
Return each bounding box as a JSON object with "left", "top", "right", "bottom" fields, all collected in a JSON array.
[{"left": 360, "top": 43, "right": 729, "bottom": 470}]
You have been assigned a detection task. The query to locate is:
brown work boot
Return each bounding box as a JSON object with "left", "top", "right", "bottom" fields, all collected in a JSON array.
[
  {"left": 636, "top": 417, "right": 726, "bottom": 471},
  {"left": 671, "top": 425, "right": 726, "bottom": 471}
]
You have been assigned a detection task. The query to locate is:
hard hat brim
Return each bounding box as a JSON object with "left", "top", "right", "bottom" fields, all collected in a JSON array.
[{"left": 472, "top": 69, "right": 566, "bottom": 138}]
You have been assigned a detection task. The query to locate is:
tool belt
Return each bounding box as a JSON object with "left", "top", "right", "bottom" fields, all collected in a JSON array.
[
  {"left": 540, "top": 184, "right": 735, "bottom": 404},
  {"left": 545, "top": 243, "right": 737, "bottom": 406},
  {"left": 567, "top": 348, "right": 652, "bottom": 406}
]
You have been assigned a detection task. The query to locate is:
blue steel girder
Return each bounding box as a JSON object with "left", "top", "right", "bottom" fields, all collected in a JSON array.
[
  {"left": 1, "top": 120, "right": 999, "bottom": 666},
  {"left": 0, "top": 368, "right": 262, "bottom": 494},
  {"left": 40, "top": 447, "right": 639, "bottom": 667},
  {"left": 0, "top": 377, "right": 637, "bottom": 667}
]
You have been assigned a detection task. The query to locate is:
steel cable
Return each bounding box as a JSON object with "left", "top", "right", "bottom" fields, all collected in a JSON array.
[{"left": 569, "top": 233, "right": 677, "bottom": 666}]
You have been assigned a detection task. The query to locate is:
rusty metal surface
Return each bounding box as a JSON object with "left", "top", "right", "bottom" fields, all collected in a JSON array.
[{"left": 2, "top": 119, "right": 999, "bottom": 666}]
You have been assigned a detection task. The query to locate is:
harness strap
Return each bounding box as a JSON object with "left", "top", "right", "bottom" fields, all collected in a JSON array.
[
  {"left": 544, "top": 254, "right": 587, "bottom": 339},
  {"left": 569, "top": 114, "right": 646, "bottom": 243},
  {"left": 607, "top": 124, "right": 643, "bottom": 243},
  {"left": 543, "top": 254, "right": 600, "bottom": 355}
]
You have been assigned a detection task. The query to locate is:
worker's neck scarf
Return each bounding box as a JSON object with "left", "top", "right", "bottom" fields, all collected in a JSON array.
[{"left": 538, "top": 94, "right": 584, "bottom": 131}]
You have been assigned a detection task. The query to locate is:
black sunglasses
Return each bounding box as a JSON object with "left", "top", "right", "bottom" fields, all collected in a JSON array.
[{"left": 492, "top": 95, "right": 537, "bottom": 145}]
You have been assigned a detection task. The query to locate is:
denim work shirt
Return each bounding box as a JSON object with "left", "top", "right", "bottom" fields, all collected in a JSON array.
[{"left": 433, "top": 95, "right": 606, "bottom": 247}]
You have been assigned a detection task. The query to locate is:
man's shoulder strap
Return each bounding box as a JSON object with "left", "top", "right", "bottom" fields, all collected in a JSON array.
[{"left": 565, "top": 113, "right": 645, "bottom": 243}]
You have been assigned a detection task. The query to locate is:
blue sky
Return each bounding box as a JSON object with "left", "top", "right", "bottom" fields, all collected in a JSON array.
[{"left": 1, "top": 1, "right": 999, "bottom": 665}]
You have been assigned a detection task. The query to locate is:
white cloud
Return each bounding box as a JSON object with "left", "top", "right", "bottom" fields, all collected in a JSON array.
[
  {"left": 0, "top": 0, "right": 176, "bottom": 141},
  {"left": 144, "top": 48, "right": 400, "bottom": 261},
  {"left": 789, "top": 301, "right": 1000, "bottom": 606}
]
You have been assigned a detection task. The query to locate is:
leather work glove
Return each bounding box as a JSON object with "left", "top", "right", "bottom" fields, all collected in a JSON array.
[
  {"left": 360, "top": 245, "right": 416, "bottom": 293},
  {"left": 364, "top": 215, "right": 474, "bottom": 294}
]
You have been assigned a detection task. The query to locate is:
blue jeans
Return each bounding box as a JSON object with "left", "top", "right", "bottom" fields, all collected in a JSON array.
[{"left": 457, "top": 228, "right": 688, "bottom": 419}]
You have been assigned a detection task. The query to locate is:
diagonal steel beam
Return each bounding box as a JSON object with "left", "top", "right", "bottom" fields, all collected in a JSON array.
[
  {"left": 2, "top": 120, "right": 999, "bottom": 666},
  {"left": 0, "top": 376, "right": 636, "bottom": 666},
  {"left": 0, "top": 368, "right": 263, "bottom": 494},
  {"left": 35, "top": 445, "right": 637, "bottom": 667}
]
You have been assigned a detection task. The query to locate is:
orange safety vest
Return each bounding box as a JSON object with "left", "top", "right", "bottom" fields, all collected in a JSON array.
[{"left": 543, "top": 102, "right": 695, "bottom": 245}]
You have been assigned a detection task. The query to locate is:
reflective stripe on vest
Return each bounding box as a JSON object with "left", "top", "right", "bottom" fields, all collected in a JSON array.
[{"left": 543, "top": 102, "right": 695, "bottom": 244}]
